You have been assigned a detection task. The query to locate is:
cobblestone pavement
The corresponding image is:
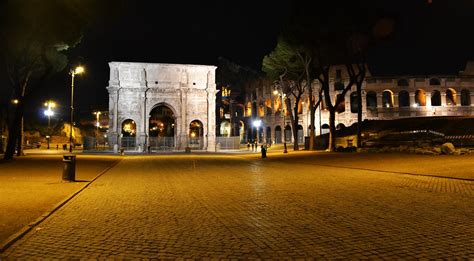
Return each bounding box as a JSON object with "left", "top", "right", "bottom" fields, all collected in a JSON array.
[{"left": 2, "top": 154, "right": 473, "bottom": 259}]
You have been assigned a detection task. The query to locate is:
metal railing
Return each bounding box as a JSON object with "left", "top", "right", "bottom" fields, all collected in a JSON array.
[
  {"left": 188, "top": 137, "right": 203, "bottom": 149},
  {"left": 121, "top": 137, "right": 136, "bottom": 150},
  {"left": 83, "top": 136, "right": 109, "bottom": 151},
  {"left": 216, "top": 136, "right": 240, "bottom": 150},
  {"left": 148, "top": 137, "right": 175, "bottom": 151}
]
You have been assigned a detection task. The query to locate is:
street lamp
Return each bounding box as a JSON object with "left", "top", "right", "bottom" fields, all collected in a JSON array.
[
  {"left": 93, "top": 111, "right": 101, "bottom": 149},
  {"left": 69, "top": 66, "right": 85, "bottom": 152},
  {"left": 273, "top": 87, "right": 288, "bottom": 153},
  {"left": 252, "top": 119, "right": 262, "bottom": 144},
  {"left": 44, "top": 100, "right": 56, "bottom": 149}
]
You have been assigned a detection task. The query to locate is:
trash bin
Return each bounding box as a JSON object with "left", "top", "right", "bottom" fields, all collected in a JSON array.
[{"left": 62, "top": 155, "right": 76, "bottom": 182}]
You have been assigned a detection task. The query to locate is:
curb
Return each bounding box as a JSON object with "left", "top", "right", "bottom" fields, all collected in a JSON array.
[{"left": 0, "top": 158, "right": 123, "bottom": 254}]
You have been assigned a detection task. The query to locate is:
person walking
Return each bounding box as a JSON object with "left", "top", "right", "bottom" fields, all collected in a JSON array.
[
  {"left": 261, "top": 143, "right": 267, "bottom": 158},
  {"left": 251, "top": 141, "right": 255, "bottom": 152}
]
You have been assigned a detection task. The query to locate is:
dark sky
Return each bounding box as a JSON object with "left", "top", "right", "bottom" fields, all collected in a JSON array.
[{"left": 24, "top": 0, "right": 474, "bottom": 121}]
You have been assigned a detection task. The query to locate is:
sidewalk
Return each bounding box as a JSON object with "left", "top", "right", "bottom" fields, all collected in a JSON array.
[{"left": 0, "top": 155, "right": 120, "bottom": 245}]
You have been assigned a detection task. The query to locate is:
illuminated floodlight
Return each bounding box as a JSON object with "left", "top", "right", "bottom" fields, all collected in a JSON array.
[
  {"left": 253, "top": 119, "right": 262, "bottom": 128},
  {"left": 44, "top": 109, "right": 54, "bottom": 117}
]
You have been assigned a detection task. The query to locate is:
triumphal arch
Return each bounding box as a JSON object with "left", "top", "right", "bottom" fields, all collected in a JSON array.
[{"left": 106, "top": 61, "right": 217, "bottom": 151}]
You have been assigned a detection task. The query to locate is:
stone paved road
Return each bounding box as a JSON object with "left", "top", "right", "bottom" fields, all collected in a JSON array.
[{"left": 2, "top": 154, "right": 474, "bottom": 259}]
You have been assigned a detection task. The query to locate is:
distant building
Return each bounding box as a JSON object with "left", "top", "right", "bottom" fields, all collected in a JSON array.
[
  {"left": 244, "top": 62, "right": 474, "bottom": 145},
  {"left": 215, "top": 58, "right": 260, "bottom": 144}
]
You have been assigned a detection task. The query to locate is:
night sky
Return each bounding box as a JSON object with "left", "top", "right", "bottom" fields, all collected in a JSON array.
[{"left": 22, "top": 0, "right": 474, "bottom": 122}]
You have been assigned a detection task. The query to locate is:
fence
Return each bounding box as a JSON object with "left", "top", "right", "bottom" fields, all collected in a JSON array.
[
  {"left": 83, "top": 136, "right": 109, "bottom": 151},
  {"left": 149, "top": 137, "right": 175, "bottom": 151},
  {"left": 121, "top": 137, "right": 136, "bottom": 150},
  {"left": 216, "top": 136, "right": 241, "bottom": 150}
]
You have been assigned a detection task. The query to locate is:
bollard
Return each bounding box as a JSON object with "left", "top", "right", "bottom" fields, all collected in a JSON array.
[{"left": 62, "top": 155, "right": 76, "bottom": 182}]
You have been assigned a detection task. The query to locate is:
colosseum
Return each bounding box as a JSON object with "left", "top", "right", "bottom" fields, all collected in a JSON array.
[{"left": 243, "top": 61, "right": 474, "bottom": 145}]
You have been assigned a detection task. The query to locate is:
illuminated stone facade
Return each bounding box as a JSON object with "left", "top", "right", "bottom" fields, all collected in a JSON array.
[
  {"left": 106, "top": 62, "right": 217, "bottom": 151},
  {"left": 245, "top": 62, "right": 474, "bottom": 144}
]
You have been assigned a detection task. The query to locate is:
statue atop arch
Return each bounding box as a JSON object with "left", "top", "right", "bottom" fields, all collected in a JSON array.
[{"left": 106, "top": 61, "right": 217, "bottom": 152}]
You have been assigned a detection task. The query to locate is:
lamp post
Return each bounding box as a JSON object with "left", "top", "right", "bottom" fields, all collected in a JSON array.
[
  {"left": 93, "top": 111, "right": 101, "bottom": 149},
  {"left": 69, "top": 66, "right": 84, "bottom": 152},
  {"left": 44, "top": 100, "right": 55, "bottom": 149},
  {"left": 273, "top": 88, "right": 288, "bottom": 153},
  {"left": 252, "top": 119, "right": 262, "bottom": 145}
]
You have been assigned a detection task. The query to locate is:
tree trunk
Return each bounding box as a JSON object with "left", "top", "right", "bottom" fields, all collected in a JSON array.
[
  {"left": 307, "top": 89, "right": 315, "bottom": 151},
  {"left": 285, "top": 97, "right": 297, "bottom": 150},
  {"left": 293, "top": 107, "right": 299, "bottom": 151},
  {"left": 16, "top": 116, "right": 23, "bottom": 156},
  {"left": 328, "top": 108, "right": 336, "bottom": 152},
  {"left": 356, "top": 82, "right": 363, "bottom": 148},
  {"left": 4, "top": 101, "right": 24, "bottom": 160}
]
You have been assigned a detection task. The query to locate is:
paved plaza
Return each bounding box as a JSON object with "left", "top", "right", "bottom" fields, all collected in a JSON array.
[{"left": 1, "top": 152, "right": 474, "bottom": 259}]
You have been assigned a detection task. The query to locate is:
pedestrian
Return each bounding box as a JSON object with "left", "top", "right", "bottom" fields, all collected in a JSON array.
[
  {"left": 147, "top": 145, "right": 151, "bottom": 153},
  {"left": 62, "top": 144, "right": 67, "bottom": 151},
  {"left": 247, "top": 140, "right": 250, "bottom": 151},
  {"left": 261, "top": 143, "right": 267, "bottom": 158},
  {"left": 254, "top": 140, "right": 258, "bottom": 152},
  {"left": 56, "top": 144, "right": 59, "bottom": 150},
  {"left": 251, "top": 141, "right": 255, "bottom": 152}
]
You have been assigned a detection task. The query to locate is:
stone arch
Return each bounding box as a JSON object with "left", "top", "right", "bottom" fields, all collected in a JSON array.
[
  {"left": 275, "top": 125, "right": 282, "bottom": 144},
  {"left": 297, "top": 124, "right": 304, "bottom": 144},
  {"left": 265, "top": 98, "right": 272, "bottom": 116},
  {"left": 121, "top": 119, "right": 137, "bottom": 137},
  {"left": 274, "top": 96, "right": 282, "bottom": 116},
  {"left": 366, "top": 91, "right": 377, "bottom": 108},
  {"left": 235, "top": 104, "right": 244, "bottom": 117},
  {"left": 336, "top": 123, "right": 345, "bottom": 130},
  {"left": 446, "top": 88, "right": 457, "bottom": 105},
  {"left": 238, "top": 121, "right": 245, "bottom": 142},
  {"left": 284, "top": 125, "right": 292, "bottom": 142},
  {"left": 189, "top": 119, "right": 204, "bottom": 149},
  {"left": 148, "top": 102, "right": 179, "bottom": 120},
  {"left": 461, "top": 89, "right": 471, "bottom": 106},
  {"left": 415, "top": 89, "right": 426, "bottom": 106},
  {"left": 220, "top": 120, "right": 231, "bottom": 137},
  {"left": 148, "top": 104, "right": 176, "bottom": 150},
  {"left": 431, "top": 90, "right": 441, "bottom": 106},
  {"left": 297, "top": 99, "right": 303, "bottom": 114},
  {"left": 321, "top": 123, "right": 330, "bottom": 135},
  {"left": 382, "top": 90, "right": 394, "bottom": 108},
  {"left": 245, "top": 102, "right": 252, "bottom": 117},
  {"left": 258, "top": 100, "right": 265, "bottom": 117},
  {"left": 350, "top": 92, "right": 359, "bottom": 113},
  {"left": 266, "top": 126, "right": 272, "bottom": 144},
  {"left": 398, "top": 90, "right": 410, "bottom": 107},
  {"left": 121, "top": 119, "right": 137, "bottom": 150},
  {"left": 336, "top": 94, "right": 345, "bottom": 113},
  {"left": 149, "top": 104, "right": 176, "bottom": 137}
]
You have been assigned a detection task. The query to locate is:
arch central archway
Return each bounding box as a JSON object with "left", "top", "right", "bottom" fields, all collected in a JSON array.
[{"left": 149, "top": 105, "right": 176, "bottom": 150}]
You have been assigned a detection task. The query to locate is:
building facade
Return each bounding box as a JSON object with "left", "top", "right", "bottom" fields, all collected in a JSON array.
[
  {"left": 245, "top": 62, "right": 474, "bottom": 145},
  {"left": 106, "top": 62, "right": 217, "bottom": 151}
]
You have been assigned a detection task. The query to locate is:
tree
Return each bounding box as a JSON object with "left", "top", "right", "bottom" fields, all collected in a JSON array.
[
  {"left": 281, "top": 1, "right": 376, "bottom": 151},
  {"left": 263, "top": 38, "right": 306, "bottom": 150},
  {"left": 0, "top": 0, "right": 121, "bottom": 160}
]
